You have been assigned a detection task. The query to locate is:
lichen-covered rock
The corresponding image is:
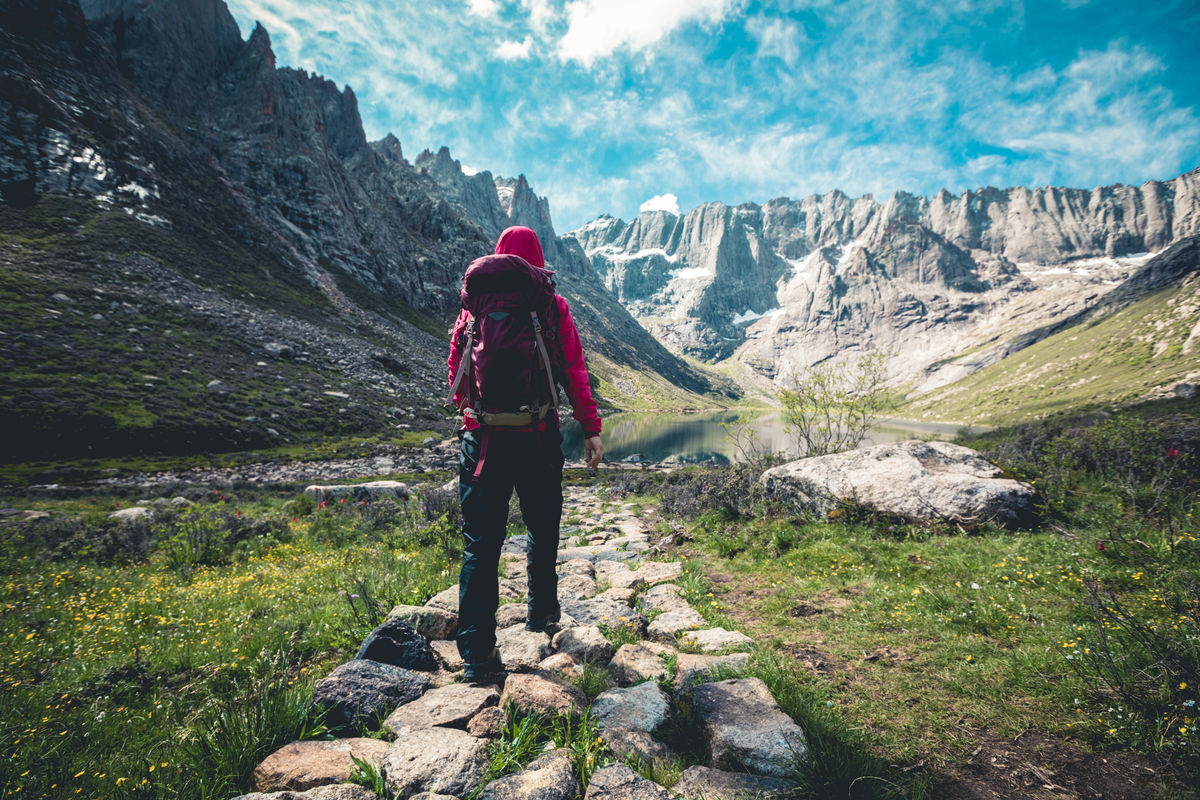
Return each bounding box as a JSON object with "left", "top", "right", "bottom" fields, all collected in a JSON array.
[
  {"left": 691, "top": 678, "right": 807, "bottom": 777},
  {"left": 629, "top": 561, "right": 684, "bottom": 586},
  {"left": 647, "top": 608, "right": 706, "bottom": 642},
  {"left": 561, "top": 598, "right": 645, "bottom": 631},
  {"left": 674, "top": 652, "right": 750, "bottom": 690},
  {"left": 608, "top": 643, "right": 672, "bottom": 686},
  {"left": 638, "top": 584, "right": 691, "bottom": 614},
  {"left": 356, "top": 617, "right": 437, "bottom": 671},
  {"left": 495, "top": 625, "right": 552, "bottom": 670},
  {"left": 600, "top": 728, "right": 678, "bottom": 767},
  {"left": 551, "top": 625, "right": 614, "bottom": 663},
  {"left": 386, "top": 604, "right": 458, "bottom": 640},
  {"left": 311, "top": 660, "right": 431, "bottom": 731},
  {"left": 383, "top": 683, "right": 499, "bottom": 734},
  {"left": 679, "top": 628, "right": 753, "bottom": 653},
  {"left": 425, "top": 586, "right": 460, "bottom": 613},
  {"left": 478, "top": 748, "right": 580, "bottom": 800},
  {"left": 498, "top": 672, "right": 587, "bottom": 717},
  {"left": 592, "top": 681, "right": 671, "bottom": 733},
  {"left": 557, "top": 573, "right": 599, "bottom": 599},
  {"left": 467, "top": 705, "right": 507, "bottom": 738},
  {"left": 251, "top": 739, "right": 388, "bottom": 793},
  {"left": 382, "top": 727, "right": 488, "bottom": 798},
  {"left": 584, "top": 764, "right": 671, "bottom": 799},
  {"left": 495, "top": 603, "right": 528, "bottom": 628},
  {"left": 671, "top": 765, "right": 796, "bottom": 799},
  {"left": 760, "top": 440, "right": 1037, "bottom": 528}
]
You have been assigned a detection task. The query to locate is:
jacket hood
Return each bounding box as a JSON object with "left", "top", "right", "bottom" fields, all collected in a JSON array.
[{"left": 494, "top": 226, "right": 546, "bottom": 269}]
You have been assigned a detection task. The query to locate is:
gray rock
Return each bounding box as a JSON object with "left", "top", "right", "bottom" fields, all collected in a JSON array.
[
  {"left": 557, "top": 573, "right": 598, "bottom": 599},
  {"left": 584, "top": 764, "right": 671, "bottom": 799},
  {"left": 671, "top": 765, "right": 796, "bottom": 799},
  {"left": 691, "top": 678, "right": 807, "bottom": 777},
  {"left": 383, "top": 683, "right": 499, "bottom": 734},
  {"left": 429, "top": 640, "right": 464, "bottom": 671},
  {"left": 169, "top": 496, "right": 192, "bottom": 507},
  {"left": 304, "top": 481, "right": 410, "bottom": 502},
  {"left": 629, "top": 561, "right": 684, "bottom": 586},
  {"left": 109, "top": 506, "right": 153, "bottom": 521},
  {"left": 264, "top": 342, "right": 295, "bottom": 359},
  {"left": 311, "top": 660, "right": 432, "bottom": 731},
  {"left": 604, "top": 568, "right": 648, "bottom": 592},
  {"left": 478, "top": 748, "right": 580, "bottom": 800},
  {"left": 595, "top": 587, "right": 635, "bottom": 603},
  {"left": 251, "top": 739, "right": 388, "bottom": 793},
  {"left": 647, "top": 608, "right": 707, "bottom": 642},
  {"left": 356, "top": 617, "right": 437, "bottom": 671},
  {"left": 231, "top": 785, "right": 378, "bottom": 800},
  {"left": 593, "top": 680, "right": 671, "bottom": 733},
  {"left": 495, "top": 625, "right": 552, "bottom": 670},
  {"left": 551, "top": 625, "right": 614, "bottom": 663},
  {"left": 538, "top": 652, "right": 580, "bottom": 675},
  {"left": 382, "top": 726, "right": 488, "bottom": 798},
  {"left": 467, "top": 705, "right": 507, "bottom": 738},
  {"left": 600, "top": 728, "right": 678, "bottom": 767},
  {"left": 495, "top": 603, "right": 528, "bottom": 628},
  {"left": 674, "top": 653, "right": 751, "bottom": 690},
  {"left": 609, "top": 643, "right": 673, "bottom": 686},
  {"left": 387, "top": 605, "right": 458, "bottom": 641},
  {"left": 679, "top": 628, "right": 754, "bottom": 653},
  {"left": 561, "top": 598, "right": 646, "bottom": 632},
  {"left": 560, "top": 559, "right": 596, "bottom": 577},
  {"left": 1176, "top": 382, "right": 1197, "bottom": 399},
  {"left": 639, "top": 584, "right": 692, "bottom": 614},
  {"left": 425, "top": 586, "right": 460, "bottom": 613},
  {"left": 556, "top": 545, "right": 639, "bottom": 564},
  {"left": 760, "top": 440, "right": 1037, "bottom": 528},
  {"left": 498, "top": 672, "right": 587, "bottom": 717}
]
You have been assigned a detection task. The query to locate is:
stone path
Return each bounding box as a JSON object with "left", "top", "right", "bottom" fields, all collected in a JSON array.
[{"left": 234, "top": 486, "right": 806, "bottom": 800}]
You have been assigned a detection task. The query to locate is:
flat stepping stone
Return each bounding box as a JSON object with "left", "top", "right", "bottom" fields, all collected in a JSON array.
[
  {"left": 496, "top": 603, "right": 529, "bottom": 628},
  {"left": 609, "top": 642, "right": 674, "bottom": 686},
  {"left": 592, "top": 680, "right": 671, "bottom": 733},
  {"left": 639, "top": 584, "right": 691, "bottom": 614},
  {"left": 557, "top": 573, "right": 598, "bottom": 599},
  {"left": 551, "top": 625, "right": 614, "bottom": 662},
  {"left": 600, "top": 728, "right": 677, "bottom": 767},
  {"left": 251, "top": 738, "right": 388, "bottom": 793},
  {"left": 496, "top": 625, "right": 552, "bottom": 670},
  {"left": 561, "top": 598, "right": 646, "bottom": 631},
  {"left": 425, "top": 586, "right": 459, "bottom": 613},
  {"left": 584, "top": 764, "right": 671, "bottom": 799},
  {"left": 647, "top": 608, "right": 706, "bottom": 642},
  {"left": 675, "top": 652, "right": 751, "bottom": 690},
  {"left": 386, "top": 605, "right": 457, "bottom": 641},
  {"left": 680, "top": 628, "right": 753, "bottom": 653},
  {"left": 539, "top": 652, "right": 580, "bottom": 675},
  {"left": 383, "top": 727, "right": 488, "bottom": 798},
  {"left": 605, "top": 568, "right": 648, "bottom": 592},
  {"left": 383, "top": 683, "right": 499, "bottom": 734},
  {"left": 429, "top": 640, "right": 464, "bottom": 671},
  {"left": 499, "top": 672, "right": 587, "bottom": 716},
  {"left": 356, "top": 617, "right": 437, "bottom": 671},
  {"left": 478, "top": 748, "right": 580, "bottom": 800},
  {"left": 691, "top": 678, "right": 808, "bottom": 777},
  {"left": 311, "top": 660, "right": 431, "bottom": 731},
  {"left": 595, "top": 587, "right": 635, "bottom": 603},
  {"left": 232, "top": 785, "right": 377, "bottom": 800},
  {"left": 630, "top": 561, "right": 683, "bottom": 586},
  {"left": 556, "top": 545, "right": 639, "bottom": 564},
  {"left": 560, "top": 559, "right": 595, "bottom": 577},
  {"left": 672, "top": 765, "right": 797, "bottom": 799}
]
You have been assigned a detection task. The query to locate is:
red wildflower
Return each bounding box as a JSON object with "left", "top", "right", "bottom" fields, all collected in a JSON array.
[
  {"left": 340, "top": 497, "right": 345, "bottom": 504},
  {"left": 291, "top": 516, "right": 297, "bottom": 522},
  {"left": 1097, "top": 542, "right": 1106, "bottom": 552},
  {"left": 1167, "top": 447, "right": 1179, "bottom": 458}
]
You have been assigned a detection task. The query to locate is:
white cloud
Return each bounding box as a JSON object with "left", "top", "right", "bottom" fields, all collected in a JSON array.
[
  {"left": 495, "top": 36, "right": 533, "bottom": 60},
  {"left": 467, "top": 0, "right": 499, "bottom": 17},
  {"left": 521, "top": 0, "right": 556, "bottom": 32},
  {"left": 747, "top": 15, "right": 803, "bottom": 68},
  {"left": 557, "top": 0, "right": 739, "bottom": 66},
  {"left": 640, "top": 193, "right": 680, "bottom": 215}
]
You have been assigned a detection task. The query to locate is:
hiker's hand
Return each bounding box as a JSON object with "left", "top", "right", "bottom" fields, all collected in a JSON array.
[{"left": 584, "top": 436, "right": 603, "bottom": 469}]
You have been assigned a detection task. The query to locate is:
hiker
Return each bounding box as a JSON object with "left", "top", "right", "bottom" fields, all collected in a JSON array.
[{"left": 447, "top": 225, "right": 603, "bottom": 681}]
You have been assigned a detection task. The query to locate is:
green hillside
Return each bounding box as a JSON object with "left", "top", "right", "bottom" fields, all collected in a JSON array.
[{"left": 902, "top": 271, "right": 1200, "bottom": 425}]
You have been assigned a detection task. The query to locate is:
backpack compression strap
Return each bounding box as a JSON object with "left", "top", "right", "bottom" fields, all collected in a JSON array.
[
  {"left": 530, "top": 311, "right": 559, "bottom": 410},
  {"left": 446, "top": 315, "right": 476, "bottom": 409}
]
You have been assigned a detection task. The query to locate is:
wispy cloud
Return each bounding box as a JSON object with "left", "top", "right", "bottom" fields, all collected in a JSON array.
[{"left": 557, "top": 0, "right": 740, "bottom": 66}]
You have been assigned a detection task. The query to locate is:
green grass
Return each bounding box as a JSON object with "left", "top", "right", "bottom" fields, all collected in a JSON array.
[
  {"left": 0, "top": 493, "right": 460, "bottom": 800},
  {"left": 902, "top": 276, "right": 1200, "bottom": 425}
]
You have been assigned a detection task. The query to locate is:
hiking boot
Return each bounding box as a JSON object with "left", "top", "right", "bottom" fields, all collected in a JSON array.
[
  {"left": 462, "top": 647, "right": 504, "bottom": 683},
  {"left": 524, "top": 607, "right": 562, "bottom": 634}
]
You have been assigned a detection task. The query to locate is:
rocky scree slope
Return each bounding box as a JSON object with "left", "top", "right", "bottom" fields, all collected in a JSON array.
[
  {"left": 0, "top": 0, "right": 724, "bottom": 466},
  {"left": 569, "top": 171, "right": 1200, "bottom": 396}
]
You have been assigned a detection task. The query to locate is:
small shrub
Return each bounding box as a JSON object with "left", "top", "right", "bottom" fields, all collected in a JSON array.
[{"left": 158, "top": 506, "right": 230, "bottom": 568}]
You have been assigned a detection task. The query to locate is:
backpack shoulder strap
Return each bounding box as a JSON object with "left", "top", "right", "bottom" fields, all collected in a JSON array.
[
  {"left": 530, "top": 311, "right": 558, "bottom": 410},
  {"left": 446, "top": 314, "right": 476, "bottom": 409}
]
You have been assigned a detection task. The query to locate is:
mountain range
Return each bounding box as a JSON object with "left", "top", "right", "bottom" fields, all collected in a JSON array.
[{"left": 1, "top": 0, "right": 1197, "bottom": 470}]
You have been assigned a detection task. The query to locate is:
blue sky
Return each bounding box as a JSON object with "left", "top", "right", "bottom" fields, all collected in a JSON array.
[{"left": 224, "top": 0, "right": 1200, "bottom": 232}]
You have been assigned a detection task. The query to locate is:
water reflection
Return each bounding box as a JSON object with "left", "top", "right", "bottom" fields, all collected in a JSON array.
[{"left": 560, "top": 411, "right": 978, "bottom": 463}]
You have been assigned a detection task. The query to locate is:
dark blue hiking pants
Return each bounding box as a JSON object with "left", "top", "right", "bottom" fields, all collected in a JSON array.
[{"left": 456, "top": 425, "right": 564, "bottom": 668}]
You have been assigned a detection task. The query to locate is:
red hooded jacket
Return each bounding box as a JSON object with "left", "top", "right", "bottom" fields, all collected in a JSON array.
[{"left": 448, "top": 226, "right": 602, "bottom": 437}]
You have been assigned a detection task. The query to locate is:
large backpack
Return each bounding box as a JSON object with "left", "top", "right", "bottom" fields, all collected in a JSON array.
[{"left": 446, "top": 253, "right": 562, "bottom": 427}]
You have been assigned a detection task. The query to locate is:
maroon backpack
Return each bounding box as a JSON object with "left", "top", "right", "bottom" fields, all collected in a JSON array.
[{"left": 446, "top": 253, "right": 562, "bottom": 427}]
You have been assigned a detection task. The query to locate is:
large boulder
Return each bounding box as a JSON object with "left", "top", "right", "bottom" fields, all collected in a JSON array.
[
  {"left": 478, "top": 748, "right": 580, "bottom": 800},
  {"left": 311, "top": 660, "right": 431, "bottom": 731},
  {"left": 499, "top": 672, "right": 587, "bottom": 717},
  {"left": 551, "top": 625, "right": 614, "bottom": 663},
  {"left": 356, "top": 617, "right": 437, "bottom": 671},
  {"left": 251, "top": 739, "right": 388, "bottom": 793},
  {"left": 691, "top": 678, "right": 807, "bottom": 777},
  {"left": 609, "top": 643, "right": 673, "bottom": 686},
  {"left": 760, "top": 440, "right": 1037, "bottom": 527},
  {"left": 382, "top": 727, "right": 488, "bottom": 798},
  {"left": 592, "top": 681, "right": 671, "bottom": 733},
  {"left": 496, "top": 625, "right": 552, "bottom": 670},
  {"left": 386, "top": 605, "right": 458, "bottom": 641}
]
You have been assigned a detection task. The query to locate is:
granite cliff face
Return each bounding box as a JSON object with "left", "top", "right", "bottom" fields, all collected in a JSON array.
[
  {"left": 570, "top": 172, "right": 1200, "bottom": 388},
  {"left": 0, "top": 0, "right": 723, "bottom": 462}
]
